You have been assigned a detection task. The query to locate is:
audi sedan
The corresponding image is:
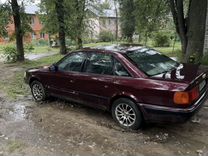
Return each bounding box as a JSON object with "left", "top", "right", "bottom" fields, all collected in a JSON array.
[{"left": 24, "top": 45, "right": 208, "bottom": 130}]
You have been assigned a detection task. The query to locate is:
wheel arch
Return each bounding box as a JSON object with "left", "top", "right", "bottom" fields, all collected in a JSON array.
[
  {"left": 29, "top": 76, "right": 41, "bottom": 85},
  {"left": 109, "top": 93, "right": 141, "bottom": 111}
]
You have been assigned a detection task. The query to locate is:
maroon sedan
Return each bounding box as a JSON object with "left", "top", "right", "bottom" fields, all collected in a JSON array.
[{"left": 24, "top": 45, "right": 208, "bottom": 130}]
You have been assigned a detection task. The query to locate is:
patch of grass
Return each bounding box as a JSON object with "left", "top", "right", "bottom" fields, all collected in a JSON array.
[
  {"left": 0, "top": 44, "right": 59, "bottom": 54},
  {"left": 0, "top": 70, "right": 31, "bottom": 99},
  {"left": 0, "top": 43, "right": 14, "bottom": 54},
  {"left": 11, "top": 54, "right": 63, "bottom": 69},
  {"left": 30, "top": 46, "right": 59, "bottom": 54},
  {"left": 153, "top": 42, "right": 181, "bottom": 57},
  {"left": 0, "top": 54, "right": 63, "bottom": 99},
  {"left": 7, "top": 140, "right": 25, "bottom": 153}
]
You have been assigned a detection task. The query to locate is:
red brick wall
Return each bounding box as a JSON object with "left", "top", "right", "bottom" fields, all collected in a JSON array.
[{"left": 0, "top": 15, "right": 49, "bottom": 43}]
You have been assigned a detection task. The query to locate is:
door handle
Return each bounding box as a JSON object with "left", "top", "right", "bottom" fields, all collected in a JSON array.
[
  {"left": 70, "top": 80, "right": 74, "bottom": 83},
  {"left": 104, "top": 85, "right": 108, "bottom": 88}
]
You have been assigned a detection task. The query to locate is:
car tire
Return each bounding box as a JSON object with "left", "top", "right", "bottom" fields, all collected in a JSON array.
[
  {"left": 30, "top": 80, "right": 47, "bottom": 102},
  {"left": 112, "top": 98, "right": 143, "bottom": 130}
]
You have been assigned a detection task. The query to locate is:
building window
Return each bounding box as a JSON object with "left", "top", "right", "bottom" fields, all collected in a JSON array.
[
  {"left": 102, "top": 19, "right": 106, "bottom": 27},
  {"left": 40, "top": 33, "right": 45, "bottom": 39},
  {"left": 108, "top": 19, "right": 111, "bottom": 25},
  {"left": 31, "top": 16, "right": 35, "bottom": 25},
  {"left": 31, "top": 32, "right": 36, "bottom": 39}
]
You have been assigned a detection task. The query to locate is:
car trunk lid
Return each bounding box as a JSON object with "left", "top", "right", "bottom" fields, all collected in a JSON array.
[{"left": 152, "top": 63, "right": 208, "bottom": 91}]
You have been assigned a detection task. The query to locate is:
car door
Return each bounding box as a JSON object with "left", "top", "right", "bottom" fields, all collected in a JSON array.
[
  {"left": 46, "top": 52, "right": 87, "bottom": 102},
  {"left": 72, "top": 52, "right": 117, "bottom": 110}
]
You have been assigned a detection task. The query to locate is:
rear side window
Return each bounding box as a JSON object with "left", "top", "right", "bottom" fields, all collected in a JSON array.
[
  {"left": 125, "top": 49, "right": 179, "bottom": 76},
  {"left": 58, "top": 52, "right": 86, "bottom": 72},
  {"left": 84, "top": 53, "right": 113, "bottom": 75}
]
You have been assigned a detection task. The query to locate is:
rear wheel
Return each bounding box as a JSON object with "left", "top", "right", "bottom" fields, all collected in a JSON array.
[
  {"left": 30, "top": 80, "right": 47, "bottom": 102},
  {"left": 112, "top": 98, "right": 143, "bottom": 130}
]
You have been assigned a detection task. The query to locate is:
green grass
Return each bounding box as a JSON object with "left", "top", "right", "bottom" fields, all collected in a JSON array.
[
  {"left": 29, "top": 46, "right": 59, "bottom": 54},
  {"left": 7, "top": 140, "right": 25, "bottom": 153},
  {"left": 0, "top": 54, "right": 63, "bottom": 99},
  {"left": 0, "top": 44, "right": 59, "bottom": 54}
]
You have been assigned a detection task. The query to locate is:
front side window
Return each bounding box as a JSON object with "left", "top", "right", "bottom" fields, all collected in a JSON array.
[
  {"left": 125, "top": 49, "right": 179, "bottom": 76},
  {"left": 114, "top": 59, "right": 130, "bottom": 77},
  {"left": 58, "top": 52, "right": 86, "bottom": 72},
  {"left": 84, "top": 53, "right": 113, "bottom": 75}
]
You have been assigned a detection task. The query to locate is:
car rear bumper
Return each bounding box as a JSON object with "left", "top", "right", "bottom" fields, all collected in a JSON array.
[{"left": 139, "top": 90, "right": 208, "bottom": 123}]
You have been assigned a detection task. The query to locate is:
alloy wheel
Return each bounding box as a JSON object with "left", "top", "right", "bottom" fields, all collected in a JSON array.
[{"left": 115, "top": 103, "right": 136, "bottom": 127}]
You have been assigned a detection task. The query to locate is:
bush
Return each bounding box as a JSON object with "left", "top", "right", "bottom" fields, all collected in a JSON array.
[
  {"left": 25, "top": 43, "right": 34, "bottom": 53},
  {"left": 201, "top": 55, "right": 208, "bottom": 65},
  {"left": 99, "top": 31, "right": 114, "bottom": 42},
  {"left": 32, "top": 39, "right": 48, "bottom": 46},
  {"left": 38, "top": 39, "right": 49, "bottom": 46},
  {"left": 153, "top": 32, "right": 170, "bottom": 47},
  {"left": 3, "top": 45, "right": 17, "bottom": 63}
]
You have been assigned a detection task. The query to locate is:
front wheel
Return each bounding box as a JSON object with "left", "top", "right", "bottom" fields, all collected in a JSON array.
[
  {"left": 112, "top": 98, "right": 143, "bottom": 130},
  {"left": 30, "top": 80, "right": 47, "bottom": 102}
]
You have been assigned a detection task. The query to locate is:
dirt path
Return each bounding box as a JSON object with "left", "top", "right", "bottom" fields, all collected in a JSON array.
[{"left": 0, "top": 63, "right": 208, "bottom": 156}]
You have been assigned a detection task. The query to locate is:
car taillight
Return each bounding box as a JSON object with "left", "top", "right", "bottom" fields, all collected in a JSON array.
[
  {"left": 173, "top": 87, "right": 199, "bottom": 105},
  {"left": 189, "top": 86, "right": 200, "bottom": 101}
]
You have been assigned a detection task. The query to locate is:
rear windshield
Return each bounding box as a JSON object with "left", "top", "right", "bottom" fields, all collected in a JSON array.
[{"left": 125, "top": 48, "right": 179, "bottom": 76}]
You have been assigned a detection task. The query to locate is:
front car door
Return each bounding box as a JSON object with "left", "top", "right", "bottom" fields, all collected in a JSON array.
[{"left": 46, "top": 52, "right": 87, "bottom": 101}]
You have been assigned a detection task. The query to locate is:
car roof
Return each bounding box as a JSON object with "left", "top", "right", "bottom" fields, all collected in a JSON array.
[{"left": 82, "top": 44, "right": 151, "bottom": 54}]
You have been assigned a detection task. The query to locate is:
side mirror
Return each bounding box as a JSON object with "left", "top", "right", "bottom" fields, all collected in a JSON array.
[{"left": 49, "top": 64, "right": 58, "bottom": 72}]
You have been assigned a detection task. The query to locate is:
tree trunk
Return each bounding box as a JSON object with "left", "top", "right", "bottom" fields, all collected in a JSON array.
[
  {"left": 75, "top": 0, "right": 85, "bottom": 50},
  {"left": 77, "top": 36, "right": 83, "bottom": 49},
  {"left": 55, "top": 0, "right": 67, "bottom": 55},
  {"left": 114, "top": 1, "right": 118, "bottom": 41},
  {"left": 144, "top": 32, "right": 148, "bottom": 46},
  {"left": 185, "top": 0, "right": 207, "bottom": 62},
  {"left": 169, "top": 0, "right": 207, "bottom": 63},
  {"left": 11, "top": 0, "right": 24, "bottom": 61}
]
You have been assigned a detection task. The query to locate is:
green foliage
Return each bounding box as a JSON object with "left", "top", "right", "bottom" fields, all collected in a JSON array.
[
  {"left": 38, "top": 39, "right": 49, "bottom": 46},
  {"left": 0, "top": 54, "right": 63, "bottom": 99},
  {"left": 100, "top": 1, "right": 111, "bottom": 9},
  {"left": 153, "top": 32, "right": 171, "bottom": 47},
  {"left": 32, "top": 39, "right": 48, "bottom": 46},
  {"left": 40, "top": 0, "right": 89, "bottom": 49},
  {"left": 19, "top": 4, "right": 33, "bottom": 35},
  {"left": 201, "top": 55, "right": 208, "bottom": 65},
  {"left": 0, "top": 4, "right": 11, "bottom": 37},
  {"left": 99, "top": 31, "right": 115, "bottom": 42},
  {"left": 24, "top": 43, "right": 34, "bottom": 53},
  {"left": 3, "top": 45, "right": 18, "bottom": 63},
  {"left": 135, "top": 0, "right": 169, "bottom": 42},
  {"left": 119, "top": 0, "right": 136, "bottom": 42},
  {"left": 39, "top": 0, "right": 59, "bottom": 35}
]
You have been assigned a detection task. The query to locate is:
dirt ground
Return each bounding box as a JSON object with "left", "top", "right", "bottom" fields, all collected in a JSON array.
[{"left": 0, "top": 63, "right": 208, "bottom": 156}]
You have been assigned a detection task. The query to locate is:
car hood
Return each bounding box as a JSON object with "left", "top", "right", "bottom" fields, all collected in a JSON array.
[
  {"left": 27, "top": 66, "right": 50, "bottom": 73},
  {"left": 152, "top": 63, "right": 208, "bottom": 83}
]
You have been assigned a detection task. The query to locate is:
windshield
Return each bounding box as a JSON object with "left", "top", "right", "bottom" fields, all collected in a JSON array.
[{"left": 125, "top": 48, "right": 179, "bottom": 76}]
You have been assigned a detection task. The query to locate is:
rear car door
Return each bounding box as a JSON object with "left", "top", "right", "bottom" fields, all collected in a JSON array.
[{"left": 73, "top": 52, "right": 117, "bottom": 109}]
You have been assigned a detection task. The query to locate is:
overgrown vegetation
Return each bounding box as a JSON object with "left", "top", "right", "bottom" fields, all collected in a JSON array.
[
  {"left": 3, "top": 45, "right": 17, "bottom": 62},
  {"left": 99, "top": 31, "right": 115, "bottom": 42},
  {"left": 0, "top": 54, "right": 63, "bottom": 99},
  {"left": 153, "top": 32, "right": 171, "bottom": 47}
]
